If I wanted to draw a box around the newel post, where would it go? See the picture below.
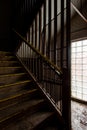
[62,68,71,130]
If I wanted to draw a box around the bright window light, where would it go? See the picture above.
[71,39,87,101]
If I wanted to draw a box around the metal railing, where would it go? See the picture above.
[13,29,63,113]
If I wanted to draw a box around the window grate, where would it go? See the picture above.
[71,39,87,101]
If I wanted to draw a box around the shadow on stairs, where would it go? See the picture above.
[0,51,65,130]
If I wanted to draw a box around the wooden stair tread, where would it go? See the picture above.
[0,79,33,102]
[5,111,54,130]
[0,66,23,75]
[42,126,59,130]
[0,66,22,69]
[0,99,44,122]
[0,86,36,100]
[0,73,29,85]
[26,111,54,127]
[0,51,12,55]
[0,72,27,78]
[0,60,18,62]
[0,61,20,67]
[0,56,16,60]
[0,52,63,129]
[0,80,31,88]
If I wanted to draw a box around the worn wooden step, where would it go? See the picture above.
[0,66,23,75]
[39,118,62,130]
[0,80,33,99]
[25,111,54,129]
[0,56,16,61]
[0,73,29,85]
[0,88,38,108]
[0,99,45,124]
[0,61,20,67]
[0,51,12,56]
[3,110,55,130]
[41,126,59,130]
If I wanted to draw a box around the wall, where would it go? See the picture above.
[0,0,12,51]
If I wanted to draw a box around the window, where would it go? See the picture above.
[71,39,87,101]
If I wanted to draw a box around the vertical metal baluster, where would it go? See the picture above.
[25,44,27,67]
[24,42,26,65]
[20,44,22,58]
[33,50,34,75]
[32,24,34,74]
[36,53,37,79]
[60,0,64,112]
[21,43,23,62]
[22,42,24,63]
[30,26,32,72]
[43,0,46,55]
[28,28,30,42]
[28,28,30,69]
[61,0,64,68]
[35,16,37,49]
[42,62,44,89]
[28,46,30,69]
[32,24,33,45]
[29,47,31,70]
[48,0,51,59]
[54,0,57,64]
[39,8,41,52]
[35,16,37,78]
[23,42,25,64]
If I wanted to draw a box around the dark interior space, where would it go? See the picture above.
[0,0,87,130]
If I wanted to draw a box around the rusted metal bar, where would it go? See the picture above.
[35,16,37,48]
[42,0,46,55]
[54,0,57,64]
[39,8,41,51]
[61,0,64,68]
[48,0,51,59]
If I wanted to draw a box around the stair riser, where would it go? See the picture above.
[0,101,46,129]
[0,52,12,56]
[0,82,32,100]
[0,62,20,67]
[0,74,28,85]
[33,114,55,130]
[0,68,24,75]
[0,89,38,108]
[0,57,16,61]
[0,52,62,130]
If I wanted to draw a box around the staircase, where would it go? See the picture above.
[0,51,64,130]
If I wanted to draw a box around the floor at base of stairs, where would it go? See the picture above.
[71,100,87,130]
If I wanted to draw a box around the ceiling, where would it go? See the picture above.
[0,0,87,51]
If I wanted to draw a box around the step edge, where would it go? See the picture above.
[0,89,37,103]
[0,73,27,78]
[0,80,32,89]
[0,99,45,123]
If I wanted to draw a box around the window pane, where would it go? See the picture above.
[71,39,87,101]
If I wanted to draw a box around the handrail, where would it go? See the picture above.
[13,28,63,76]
